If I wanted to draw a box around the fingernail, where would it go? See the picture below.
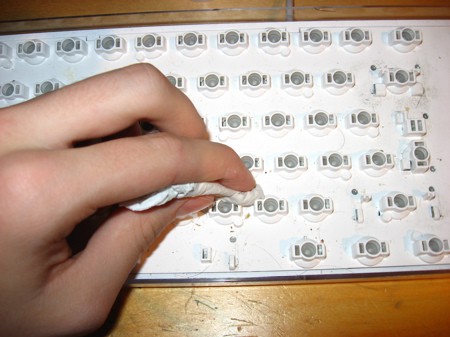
[176,196,214,219]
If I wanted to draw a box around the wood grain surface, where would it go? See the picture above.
[91,273,450,336]
[0,0,449,34]
[1,1,450,336]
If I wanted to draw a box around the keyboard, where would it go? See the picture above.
[1,20,449,284]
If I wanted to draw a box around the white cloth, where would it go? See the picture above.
[123,183,265,212]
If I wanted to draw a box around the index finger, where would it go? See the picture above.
[1,64,207,152]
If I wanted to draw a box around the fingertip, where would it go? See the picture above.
[215,144,257,192]
[130,64,209,140]
[220,168,256,193]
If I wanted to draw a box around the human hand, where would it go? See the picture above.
[0,64,255,337]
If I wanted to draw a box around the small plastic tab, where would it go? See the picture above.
[388,27,422,53]
[422,187,436,202]
[400,140,431,173]
[17,39,49,65]
[95,35,127,61]
[34,79,63,96]
[275,153,308,179]
[395,111,427,136]
[259,28,290,56]
[413,234,450,263]
[56,37,88,63]
[318,152,352,180]
[379,192,416,222]
[0,42,13,69]
[340,27,372,53]
[209,200,243,226]
[254,197,288,224]
[352,206,364,223]
[229,254,239,270]
[0,81,28,101]
[352,237,390,266]
[299,195,334,222]
[200,247,213,263]
[351,189,372,224]
[429,204,442,221]
[422,188,441,222]
[217,30,248,56]
[299,28,332,54]
[305,110,337,136]
[346,109,379,137]
[371,83,387,97]
[290,239,326,268]
[360,150,395,177]
[176,32,207,57]
[281,70,314,97]
[240,71,271,97]
[198,72,228,98]
[323,70,355,95]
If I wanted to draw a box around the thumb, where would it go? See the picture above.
[49,196,214,329]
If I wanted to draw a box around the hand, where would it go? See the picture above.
[0,64,255,337]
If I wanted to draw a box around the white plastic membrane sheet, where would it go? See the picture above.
[1,20,449,284]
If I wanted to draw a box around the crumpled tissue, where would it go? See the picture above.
[123,182,265,212]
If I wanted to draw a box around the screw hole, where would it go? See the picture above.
[1,83,14,97]
[309,29,324,43]
[225,31,239,45]
[350,29,365,42]
[401,28,415,42]
[183,33,198,46]
[61,39,75,52]
[23,41,36,54]
[309,197,325,211]
[142,34,156,48]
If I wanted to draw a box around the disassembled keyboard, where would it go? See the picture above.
[1,20,449,283]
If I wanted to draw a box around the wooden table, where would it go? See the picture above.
[1,0,450,33]
[93,274,450,336]
[2,1,450,336]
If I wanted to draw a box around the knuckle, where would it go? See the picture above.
[149,133,187,161]
[125,63,168,93]
[129,133,188,186]
[160,133,186,155]
[153,134,187,182]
